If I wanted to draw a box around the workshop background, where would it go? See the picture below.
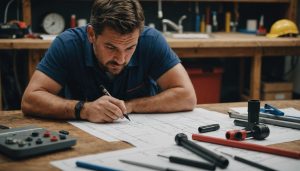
[0,0,299,110]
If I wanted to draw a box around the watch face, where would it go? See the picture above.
[42,13,65,35]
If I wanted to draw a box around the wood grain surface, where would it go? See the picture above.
[0,100,299,170]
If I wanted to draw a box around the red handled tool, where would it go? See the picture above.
[192,134,300,159]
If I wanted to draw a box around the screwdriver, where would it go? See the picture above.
[157,154,216,170]
[119,159,178,171]
[220,151,277,171]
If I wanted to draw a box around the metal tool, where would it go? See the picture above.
[220,151,277,171]
[198,124,220,133]
[248,99,260,129]
[175,133,229,168]
[157,154,216,170]
[226,124,270,141]
[119,159,179,171]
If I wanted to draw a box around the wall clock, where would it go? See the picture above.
[42,13,65,35]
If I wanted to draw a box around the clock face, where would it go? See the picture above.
[42,13,65,35]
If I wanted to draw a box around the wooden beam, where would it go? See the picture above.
[285,0,298,21]
[173,47,256,58]
[0,69,2,110]
[28,50,44,78]
[22,0,31,26]
[140,0,291,2]
[250,48,262,99]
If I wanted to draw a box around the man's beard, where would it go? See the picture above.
[102,60,127,75]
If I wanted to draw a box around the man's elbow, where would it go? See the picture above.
[21,95,33,115]
[182,90,197,111]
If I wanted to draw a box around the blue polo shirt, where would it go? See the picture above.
[37,26,180,101]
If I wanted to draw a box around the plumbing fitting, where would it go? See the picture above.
[162,15,187,33]
[225,124,270,141]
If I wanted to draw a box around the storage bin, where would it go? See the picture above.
[186,67,223,104]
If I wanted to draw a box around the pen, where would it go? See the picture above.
[157,154,216,170]
[192,134,300,159]
[119,159,179,171]
[100,85,130,121]
[198,124,220,133]
[220,151,277,171]
[76,161,121,171]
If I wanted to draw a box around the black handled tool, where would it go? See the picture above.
[220,151,277,171]
[175,133,229,169]
[158,154,216,170]
[198,124,220,133]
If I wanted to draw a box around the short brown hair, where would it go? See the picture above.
[90,0,145,35]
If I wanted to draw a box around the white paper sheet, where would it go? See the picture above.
[51,142,300,171]
[69,108,300,147]
[52,108,300,171]
[69,108,234,147]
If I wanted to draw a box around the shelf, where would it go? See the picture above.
[140,0,291,3]
[21,0,297,31]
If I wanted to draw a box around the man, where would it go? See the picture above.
[21,0,196,123]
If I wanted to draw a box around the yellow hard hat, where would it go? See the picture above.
[266,19,299,38]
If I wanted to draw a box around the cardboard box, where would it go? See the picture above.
[262,82,293,93]
[261,82,293,100]
[262,92,292,100]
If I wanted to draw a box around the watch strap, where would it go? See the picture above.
[75,101,85,120]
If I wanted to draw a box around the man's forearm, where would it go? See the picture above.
[21,90,77,119]
[126,87,196,113]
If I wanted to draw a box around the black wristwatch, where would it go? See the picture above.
[74,101,85,120]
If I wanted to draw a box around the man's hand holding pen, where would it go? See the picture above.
[80,95,128,123]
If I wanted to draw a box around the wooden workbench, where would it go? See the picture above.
[167,33,300,100]
[0,100,299,171]
[0,33,300,102]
